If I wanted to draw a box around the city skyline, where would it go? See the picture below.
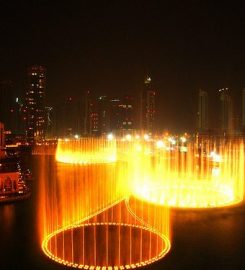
[2,66,245,138]
[1,1,245,132]
[1,2,245,269]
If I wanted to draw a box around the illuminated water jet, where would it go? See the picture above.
[130,138,244,208]
[56,138,117,164]
[42,202,170,270]
[39,136,244,270]
[39,154,170,269]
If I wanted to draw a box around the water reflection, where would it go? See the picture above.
[0,204,15,234]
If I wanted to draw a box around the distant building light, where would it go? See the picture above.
[156,140,164,149]
[107,133,114,141]
[180,146,188,152]
[180,136,187,143]
[144,134,150,141]
[125,134,132,141]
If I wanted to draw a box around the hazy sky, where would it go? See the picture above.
[1,1,245,132]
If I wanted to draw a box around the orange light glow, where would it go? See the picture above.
[56,138,117,164]
[39,150,170,269]
[39,136,244,269]
[130,138,244,208]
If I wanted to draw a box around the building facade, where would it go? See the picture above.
[97,96,110,135]
[24,65,46,142]
[219,88,233,135]
[0,80,24,134]
[0,122,5,158]
[119,95,134,131]
[110,95,134,133]
[140,76,156,132]
[197,89,208,133]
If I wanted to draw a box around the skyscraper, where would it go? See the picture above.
[24,65,46,142]
[83,90,91,135]
[119,95,134,131]
[110,97,121,132]
[140,75,156,132]
[197,89,208,133]
[97,96,110,135]
[0,122,5,157]
[219,88,233,135]
[0,80,23,133]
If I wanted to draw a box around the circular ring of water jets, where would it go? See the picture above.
[42,222,171,269]
[132,180,243,208]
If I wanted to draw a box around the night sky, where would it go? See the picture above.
[1,1,245,132]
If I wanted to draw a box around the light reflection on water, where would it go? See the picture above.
[1,204,15,234]
[0,156,245,269]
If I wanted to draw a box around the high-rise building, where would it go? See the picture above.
[82,91,100,136]
[24,65,46,142]
[110,98,121,132]
[0,80,13,126]
[0,122,4,158]
[119,95,134,131]
[197,89,208,133]
[140,75,156,132]
[0,80,23,133]
[83,90,91,135]
[219,88,233,134]
[52,96,83,137]
[97,96,110,135]
[44,106,53,138]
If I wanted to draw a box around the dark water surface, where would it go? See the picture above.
[0,156,245,270]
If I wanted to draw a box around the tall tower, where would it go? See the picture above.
[24,65,46,142]
[98,96,110,135]
[83,90,91,136]
[197,89,208,133]
[219,88,233,135]
[120,95,134,131]
[0,122,5,158]
[110,97,121,132]
[140,75,156,132]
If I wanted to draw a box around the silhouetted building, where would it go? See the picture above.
[119,95,134,131]
[219,88,233,135]
[24,65,46,142]
[0,80,13,128]
[45,106,53,138]
[83,90,92,136]
[82,92,135,136]
[110,95,134,133]
[197,89,208,133]
[81,91,100,136]
[98,96,110,135]
[52,97,82,137]
[0,122,5,157]
[140,76,156,132]
[0,81,23,133]
[110,98,121,132]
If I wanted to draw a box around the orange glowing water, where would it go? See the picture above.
[39,136,244,269]
[130,138,244,208]
[39,138,171,269]
[56,138,117,164]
